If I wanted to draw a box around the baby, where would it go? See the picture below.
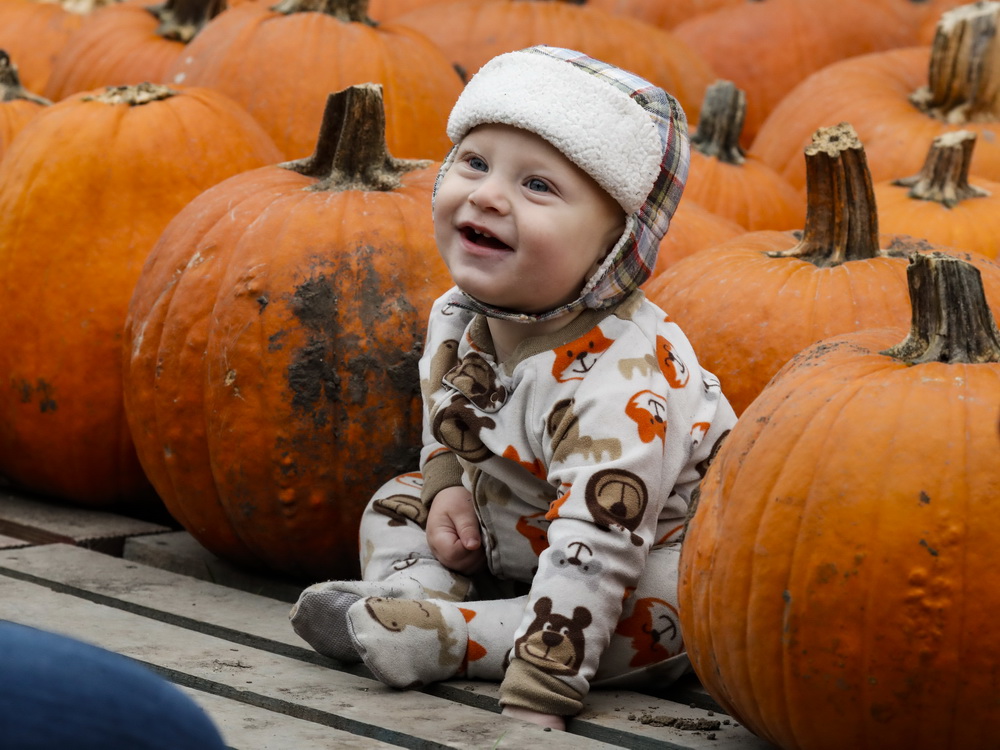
[290,45,737,731]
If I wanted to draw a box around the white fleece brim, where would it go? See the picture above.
[446,51,662,214]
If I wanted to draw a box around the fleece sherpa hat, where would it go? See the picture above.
[434,45,690,323]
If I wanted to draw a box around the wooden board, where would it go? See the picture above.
[0,542,775,749]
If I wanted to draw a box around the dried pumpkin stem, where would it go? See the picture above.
[270,0,372,24]
[146,0,226,43]
[892,129,991,207]
[281,84,430,192]
[0,51,50,106]
[768,122,880,266]
[910,1,1000,123]
[83,82,177,105]
[882,252,1000,364]
[690,80,746,165]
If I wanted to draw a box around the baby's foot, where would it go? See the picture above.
[289,588,362,663]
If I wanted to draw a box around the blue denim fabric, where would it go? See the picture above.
[0,621,227,749]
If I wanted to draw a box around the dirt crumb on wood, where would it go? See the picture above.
[626,713,722,730]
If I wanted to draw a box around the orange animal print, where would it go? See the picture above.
[459,608,487,669]
[625,390,668,443]
[545,488,572,521]
[502,445,546,480]
[515,511,550,556]
[656,335,689,388]
[690,421,710,443]
[615,596,682,668]
[551,328,615,382]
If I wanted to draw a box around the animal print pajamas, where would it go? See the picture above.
[355,287,736,716]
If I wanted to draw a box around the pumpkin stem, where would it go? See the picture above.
[910,1,1000,123]
[269,0,374,25]
[882,252,1000,364]
[41,0,119,14]
[768,122,880,267]
[82,82,178,105]
[690,80,746,165]
[145,0,227,43]
[281,84,430,192]
[0,51,50,106]
[891,129,991,207]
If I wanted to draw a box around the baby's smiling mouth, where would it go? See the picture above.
[461,226,512,251]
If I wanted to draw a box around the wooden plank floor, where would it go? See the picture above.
[0,491,776,749]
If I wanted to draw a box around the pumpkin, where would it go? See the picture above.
[684,79,805,231]
[164,0,463,160]
[672,0,915,145]
[582,0,743,30]
[122,84,452,578]
[752,2,1000,192]
[646,122,1000,415]
[0,0,111,93]
[648,197,745,277]
[392,0,716,123]
[0,82,282,506]
[875,129,1000,260]
[679,251,1000,749]
[43,0,226,100]
[0,51,49,157]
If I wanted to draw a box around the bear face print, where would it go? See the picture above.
[515,596,592,677]
[432,398,496,462]
[585,468,649,546]
[550,540,604,579]
[443,351,507,410]
[372,494,429,528]
[551,328,615,383]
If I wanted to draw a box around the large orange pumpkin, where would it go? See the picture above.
[752,2,1000,191]
[646,122,1000,415]
[393,0,716,123]
[0,51,49,157]
[679,252,1000,749]
[164,0,463,160]
[43,0,225,100]
[583,0,743,30]
[0,83,282,506]
[875,129,1000,261]
[672,0,915,145]
[684,79,805,231]
[123,85,452,578]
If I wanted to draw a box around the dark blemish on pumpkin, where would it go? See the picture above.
[782,590,791,603]
[919,539,939,556]
[268,330,287,352]
[14,379,31,403]
[816,563,837,584]
[257,295,269,313]
[287,275,341,429]
[35,379,57,412]
[919,491,931,504]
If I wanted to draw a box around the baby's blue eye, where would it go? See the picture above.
[468,156,488,172]
[526,178,549,192]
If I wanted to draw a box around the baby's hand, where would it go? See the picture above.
[502,705,566,731]
[426,486,486,575]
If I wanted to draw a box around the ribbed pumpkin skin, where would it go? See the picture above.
[752,47,1000,191]
[0,0,87,93]
[684,151,805,231]
[875,176,1000,261]
[123,159,451,578]
[672,0,915,145]
[678,325,1000,749]
[645,232,1000,415]
[648,198,744,277]
[43,3,185,100]
[0,85,282,505]
[164,2,463,160]
[393,0,716,124]
[0,98,44,156]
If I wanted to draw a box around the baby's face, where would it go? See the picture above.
[433,124,624,315]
